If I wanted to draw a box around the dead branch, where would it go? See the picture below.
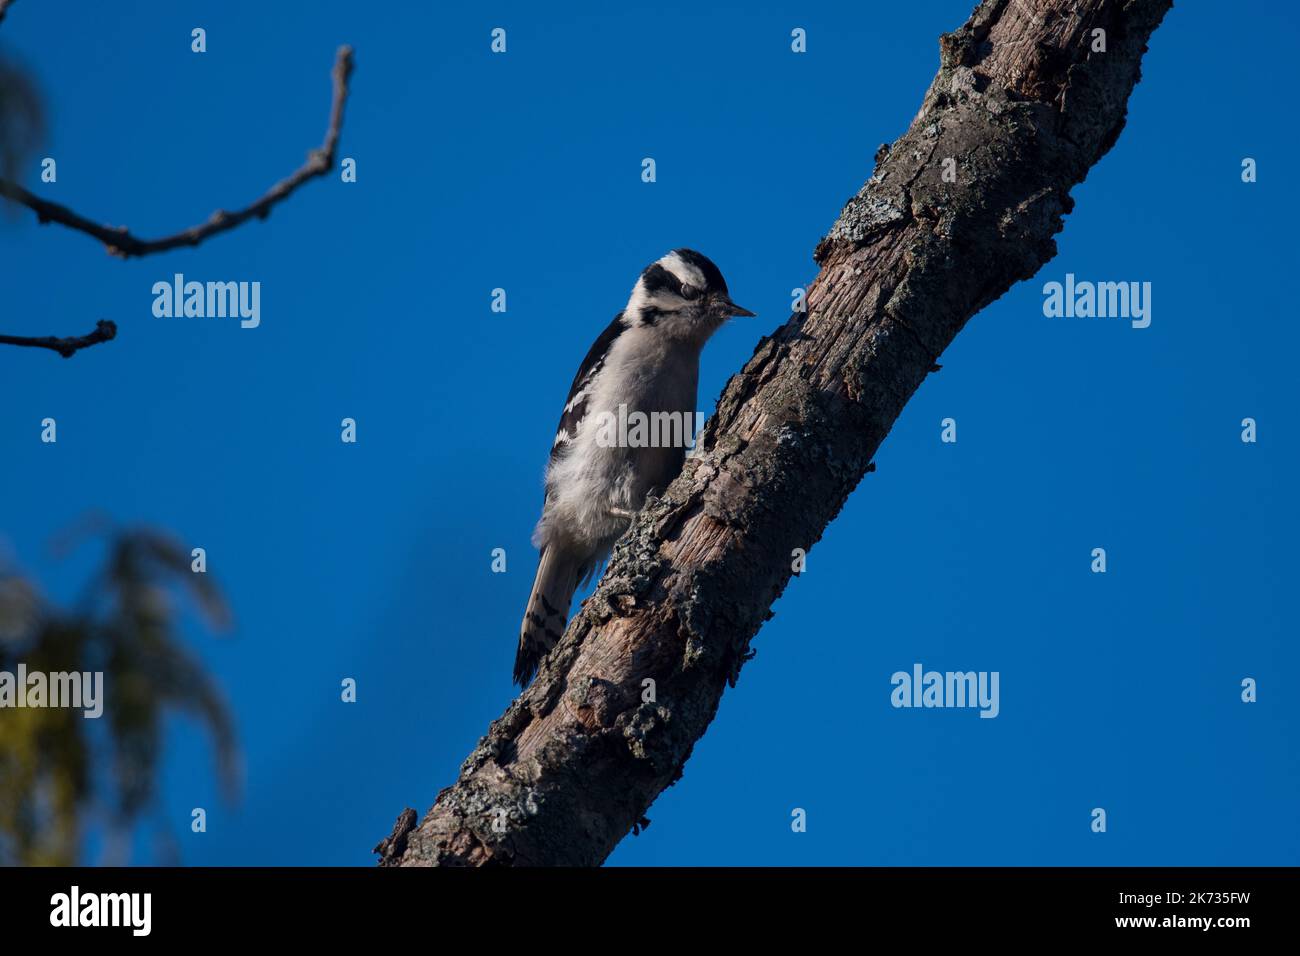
[0,45,353,259]
[0,318,116,357]
[378,0,1172,867]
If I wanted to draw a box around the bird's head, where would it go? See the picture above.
[627,249,754,343]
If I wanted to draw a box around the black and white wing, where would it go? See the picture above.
[547,311,628,469]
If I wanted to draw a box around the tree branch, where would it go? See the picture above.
[378,0,1171,867]
[0,45,353,258]
[0,0,16,28]
[0,318,116,357]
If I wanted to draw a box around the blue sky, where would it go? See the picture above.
[1,0,1295,865]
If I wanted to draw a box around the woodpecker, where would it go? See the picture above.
[515,249,754,686]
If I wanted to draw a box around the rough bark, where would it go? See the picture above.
[378,0,1171,866]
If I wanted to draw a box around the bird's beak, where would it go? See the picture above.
[714,296,756,318]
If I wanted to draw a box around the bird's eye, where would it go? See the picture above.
[680,283,698,300]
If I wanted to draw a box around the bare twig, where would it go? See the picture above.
[0,45,353,258]
[0,44,352,357]
[0,318,116,357]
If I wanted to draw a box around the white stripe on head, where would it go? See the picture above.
[657,251,706,291]
[625,281,655,314]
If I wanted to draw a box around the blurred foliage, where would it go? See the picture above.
[0,48,43,186]
[1,36,236,862]
[0,525,238,865]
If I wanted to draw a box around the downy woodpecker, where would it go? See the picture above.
[515,249,754,686]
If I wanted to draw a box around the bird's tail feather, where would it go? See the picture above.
[516,547,580,686]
